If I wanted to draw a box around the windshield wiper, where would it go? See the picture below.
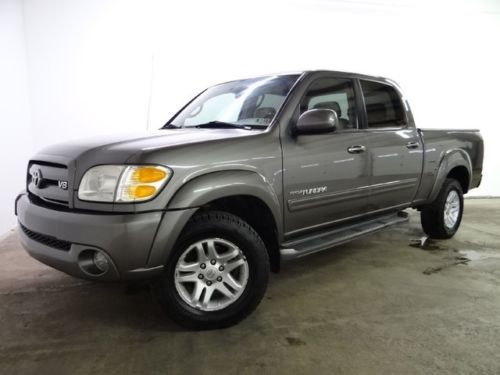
[194,121,260,130]
[163,124,180,129]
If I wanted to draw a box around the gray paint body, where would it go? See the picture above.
[15,70,483,280]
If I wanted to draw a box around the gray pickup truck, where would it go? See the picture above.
[15,70,483,329]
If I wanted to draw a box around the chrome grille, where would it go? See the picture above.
[27,161,70,207]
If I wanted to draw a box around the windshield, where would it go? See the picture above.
[166,74,300,129]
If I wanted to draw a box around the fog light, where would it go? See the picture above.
[93,252,109,273]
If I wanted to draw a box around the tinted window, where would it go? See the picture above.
[361,80,405,128]
[301,78,357,130]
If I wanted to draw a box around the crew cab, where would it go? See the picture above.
[15,70,483,329]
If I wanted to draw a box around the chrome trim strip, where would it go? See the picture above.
[369,178,418,195]
[288,185,369,211]
[287,178,417,212]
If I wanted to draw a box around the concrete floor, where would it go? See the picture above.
[1,199,500,374]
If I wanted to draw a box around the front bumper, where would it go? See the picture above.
[15,193,196,281]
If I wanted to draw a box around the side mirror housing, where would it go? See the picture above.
[295,109,338,135]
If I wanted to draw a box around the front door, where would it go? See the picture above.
[282,76,370,236]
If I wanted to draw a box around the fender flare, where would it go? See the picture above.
[146,170,283,268]
[427,148,472,202]
[167,170,282,235]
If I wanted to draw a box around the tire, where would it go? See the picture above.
[420,178,464,239]
[155,210,270,330]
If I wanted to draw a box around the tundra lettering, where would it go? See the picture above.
[290,186,328,196]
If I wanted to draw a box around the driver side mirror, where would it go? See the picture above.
[295,109,338,135]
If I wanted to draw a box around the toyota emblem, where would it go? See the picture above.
[31,169,43,188]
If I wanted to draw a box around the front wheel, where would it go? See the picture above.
[420,178,464,239]
[156,211,270,330]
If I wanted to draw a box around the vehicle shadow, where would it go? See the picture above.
[1,221,421,337]
[1,244,360,336]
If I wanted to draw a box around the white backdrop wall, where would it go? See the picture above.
[1,0,499,235]
[0,0,33,237]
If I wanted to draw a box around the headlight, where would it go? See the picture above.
[78,165,171,203]
[78,165,124,202]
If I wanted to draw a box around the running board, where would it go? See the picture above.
[280,211,409,261]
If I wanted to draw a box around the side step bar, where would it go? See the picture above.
[280,211,409,261]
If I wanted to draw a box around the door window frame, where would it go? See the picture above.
[293,75,363,133]
[355,78,409,131]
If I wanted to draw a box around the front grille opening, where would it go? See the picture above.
[29,160,67,169]
[20,223,71,251]
[27,192,70,210]
[43,197,69,206]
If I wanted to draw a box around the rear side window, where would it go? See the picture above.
[360,80,406,128]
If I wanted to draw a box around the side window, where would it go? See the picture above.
[360,80,406,128]
[301,78,358,130]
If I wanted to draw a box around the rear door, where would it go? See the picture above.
[359,79,423,212]
[282,76,370,235]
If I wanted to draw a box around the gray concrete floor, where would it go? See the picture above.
[1,199,500,375]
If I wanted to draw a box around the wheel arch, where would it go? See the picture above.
[148,170,283,272]
[447,165,470,193]
[167,170,282,233]
[428,148,472,202]
[196,195,281,273]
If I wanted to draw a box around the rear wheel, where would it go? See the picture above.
[156,211,269,330]
[420,178,464,239]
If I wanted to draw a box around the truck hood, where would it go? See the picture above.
[28,127,274,212]
[35,128,258,163]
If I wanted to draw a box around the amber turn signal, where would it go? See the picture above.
[128,185,157,198]
[132,167,167,183]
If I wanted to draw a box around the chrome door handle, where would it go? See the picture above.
[347,145,366,154]
[406,141,420,149]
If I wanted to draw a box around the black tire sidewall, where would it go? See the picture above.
[421,178,464,239]
[157,211,269,329]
